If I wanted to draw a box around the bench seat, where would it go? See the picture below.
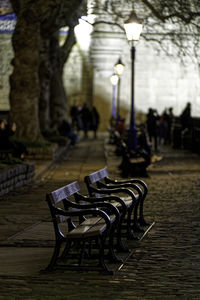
[65,215,115,238]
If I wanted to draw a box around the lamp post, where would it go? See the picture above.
[124,11,143,151]
[110,73,119,118]
[114,58,125,121]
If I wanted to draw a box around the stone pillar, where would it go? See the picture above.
[88,1,128,130]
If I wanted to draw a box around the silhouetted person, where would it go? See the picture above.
[146,108,159,151]
[167,107,174,144]
[80,103,91,138]
[180,102,191,131]
[90,106,100,138]
[70,104,78,130]
[58,119,77,146]
[0,119,27,159]
[159,109,169,145]
[115,118,126,136]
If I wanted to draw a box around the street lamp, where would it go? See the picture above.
[124,11,143,151]
[114,58,125,120]
[110,73,119,118]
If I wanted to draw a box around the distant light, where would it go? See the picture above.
[124,11,143,41]
[114,58,125,76]
[110,73,119,86]
[74,17,93,50]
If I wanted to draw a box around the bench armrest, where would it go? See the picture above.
[105,176,148,195]
[63,197,120,224]
[97,181,143,200]
[88,185,137,203]
[54,206,111,230]
[75,192,127,215]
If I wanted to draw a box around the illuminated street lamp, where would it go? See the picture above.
[114,58,125,120]
[124,11,143,151]
[110,73,119,118]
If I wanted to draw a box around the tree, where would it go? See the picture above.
[140,0,200,60]
[8,0,200,140]
[89,0,200,61]
[9,0,85,141]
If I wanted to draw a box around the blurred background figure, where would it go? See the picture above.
[90,106,100,139]
[180,102,192,131]
[80,103,91,138]
[146,108,159,152]
[58,119,77,146]
[0,119,27,160]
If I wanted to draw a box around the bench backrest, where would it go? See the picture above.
[50,181,80,204]
[85,167,109,184]
[46,181,81,233]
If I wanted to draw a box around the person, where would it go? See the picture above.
[79,103,91,138]
[90,106,100,138]
[108,116,117,144]
[146,108,159,152]
[58,119,77,146]
[137,125,151,167]
[180,102,192,131]
[115,118,126,136]
[158,109,169,145]
[0,119,27,160]
[167,107,174,144]
[70,104,78,131]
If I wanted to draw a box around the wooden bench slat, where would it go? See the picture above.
[66,223,107,238]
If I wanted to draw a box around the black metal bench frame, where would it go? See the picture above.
[100,167,149,227]
[46,181,120,274]
[84,168,146,241]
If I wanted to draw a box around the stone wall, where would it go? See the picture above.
[63,16,200,131]
[0,163,35,197]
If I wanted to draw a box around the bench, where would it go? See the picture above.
[118,139,150,177]
[84,168,146,242]
[100,167,149,227]
[113,131,151,177]
[46,181,120,274]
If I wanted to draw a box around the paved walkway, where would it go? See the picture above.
[0,132,200,299]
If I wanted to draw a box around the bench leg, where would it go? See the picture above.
[46,239,62,271]
[116,211,130,252]
[132,199,145,233]
[60,240,72,261]
[138,191,149,226]
[107,227,122,263]
[79,241,87,265]
[127,205,140,240]
[98,236,113,275]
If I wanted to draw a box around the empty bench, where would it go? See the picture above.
[84,168,149,242]
[84,167,150,239]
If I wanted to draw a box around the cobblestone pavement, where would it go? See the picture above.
[0,132,200,300]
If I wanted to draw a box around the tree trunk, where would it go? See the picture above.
[9,17,42,140]
[9,0,85,139]
[49,28,77,128]
[49,33,67,128]
[39,38,52,132]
